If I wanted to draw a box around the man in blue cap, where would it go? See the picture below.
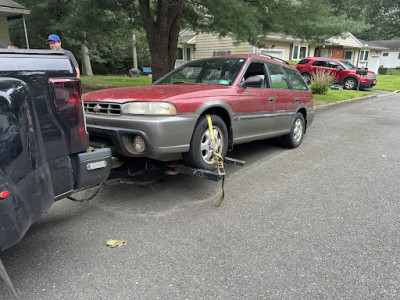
[47,34,80,78]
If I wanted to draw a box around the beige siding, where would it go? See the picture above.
[0,17,11,45]
[258,41,292,60]
[328,33,362,48]
[193,33,252,60]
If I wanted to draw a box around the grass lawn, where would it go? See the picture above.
[313,89,374,105]
[81,75,152,93]
[375,75,400,91]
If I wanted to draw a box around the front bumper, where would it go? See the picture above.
[360,80,377,89]
[85,114,199,157]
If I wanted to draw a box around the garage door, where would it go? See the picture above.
[260,49,284,59]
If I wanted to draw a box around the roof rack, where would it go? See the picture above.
[252,52,290,65]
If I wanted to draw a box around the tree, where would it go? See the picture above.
[138,0,360,81]
[328,0,400,40]
[9,0,137,75]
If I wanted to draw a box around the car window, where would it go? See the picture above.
[311,60,326,67]
[155,57,245,86]
[326,61,340,69]
[241,62,268,88]
[339,60,356,70]
[284,68,308,90]
[265,63,290,89]
[297,59,310,65]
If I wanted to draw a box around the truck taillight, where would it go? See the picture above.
[49,78,89,154]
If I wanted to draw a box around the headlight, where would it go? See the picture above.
[121,102,177,115]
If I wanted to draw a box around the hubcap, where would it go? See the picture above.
[293,119,303,143]
[345,79,355,89]
[200,126,223,164]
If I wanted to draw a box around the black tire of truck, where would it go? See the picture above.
[183,114,228,171]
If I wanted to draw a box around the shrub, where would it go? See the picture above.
[309,81,329,94]
[289,60,298,67]
[309,69,335,94]
[378,66,388,75]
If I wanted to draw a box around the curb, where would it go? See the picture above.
[314,90,400,112]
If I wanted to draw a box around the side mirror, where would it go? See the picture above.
[241,75,264,89]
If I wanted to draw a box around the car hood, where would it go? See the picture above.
[83,84,232,103]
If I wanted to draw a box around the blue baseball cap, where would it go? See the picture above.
[47,34,60,42]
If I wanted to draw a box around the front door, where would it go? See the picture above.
[369,56,380,73]
[234,61,276,141]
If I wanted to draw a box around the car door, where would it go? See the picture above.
[265,62,295,133]
[0,79,54,250]
[310,60,327,77]
[233,61,276,142]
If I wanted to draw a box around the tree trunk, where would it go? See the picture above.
[139,0,183,82]
[81,43,93,76]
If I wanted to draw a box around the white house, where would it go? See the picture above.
[364,40,400,68]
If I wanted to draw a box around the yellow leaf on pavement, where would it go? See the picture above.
[105,239,127,248]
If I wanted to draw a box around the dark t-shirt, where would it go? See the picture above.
[63,49,79,68]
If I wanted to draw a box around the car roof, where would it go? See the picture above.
[304,57,346,62]
[209,54,293,68]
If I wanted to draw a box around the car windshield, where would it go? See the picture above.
[154,57,246,86]
[339,60,356,70]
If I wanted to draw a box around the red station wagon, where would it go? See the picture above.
[296,57,377,90]
[83,54,314,170]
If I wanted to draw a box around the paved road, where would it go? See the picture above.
[1,93,400,299]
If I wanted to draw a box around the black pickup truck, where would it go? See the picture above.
[0,49,111,251]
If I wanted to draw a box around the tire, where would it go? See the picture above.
[183,114,228,170]
[343,77,357,90]
[282,113,305,148]
[301,73,311,85]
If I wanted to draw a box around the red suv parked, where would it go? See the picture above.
[296,57,377,90]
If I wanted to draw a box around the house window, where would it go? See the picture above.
[177,48,183,60]
[344,51,353,60]
[214,51,227,56]
[382,52,389,57]
[292,45,308,60]
[186,48,192,61]
[359,50,369,61]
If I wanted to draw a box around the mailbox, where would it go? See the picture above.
[356,68,368,75]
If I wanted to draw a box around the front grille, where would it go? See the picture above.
[366,74,377,80]
[84,102,121,115]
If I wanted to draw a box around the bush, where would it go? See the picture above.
[309,81,329,94]
[309,69,335,94]
[378,66,388,75]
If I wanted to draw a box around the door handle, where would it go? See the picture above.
[269,97,275,103]
[294,98,299,102]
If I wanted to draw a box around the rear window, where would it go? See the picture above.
[297,59,310,65]
[312,60,326,67]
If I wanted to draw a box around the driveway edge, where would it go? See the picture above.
[315,90,400,111]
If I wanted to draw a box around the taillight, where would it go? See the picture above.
[49,78,89,154]
[0,191,9,199]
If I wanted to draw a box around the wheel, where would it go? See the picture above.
[301,73,311,85]
[282,113,305,148]
[343,77,357,90]
[183,114,228,170]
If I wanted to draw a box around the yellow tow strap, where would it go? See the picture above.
[205,114,225,207]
